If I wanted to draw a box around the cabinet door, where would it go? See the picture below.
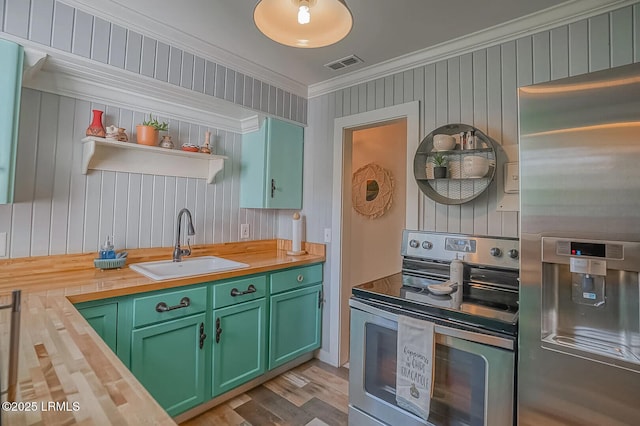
[269,284,322,370]
[265,118,303,209]
[240,117,303,209]
[77,303,117,353]
[0,40,23,204]
[131,313,206,416]
[212,299,266,397]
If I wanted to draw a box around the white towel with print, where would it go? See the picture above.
[396,314,435,421]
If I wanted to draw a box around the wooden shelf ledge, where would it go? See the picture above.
[82,137,227,183]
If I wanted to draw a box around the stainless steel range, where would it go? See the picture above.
[349,230,519,426]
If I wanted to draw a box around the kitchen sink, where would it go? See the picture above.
[130,256,250,281]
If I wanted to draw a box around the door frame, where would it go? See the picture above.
[322,101,420,367]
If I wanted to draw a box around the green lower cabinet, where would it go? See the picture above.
[212,299,266,397]
[131,313,207,416]
[77,303,118,353]
[268,284,322,370]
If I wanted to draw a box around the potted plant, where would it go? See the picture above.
[136,114,169,146]
[431,152,448,178]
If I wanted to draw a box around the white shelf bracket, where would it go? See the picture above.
[81,137,227,184]
[207,158,225,184]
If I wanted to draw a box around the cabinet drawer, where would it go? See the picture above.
[132,286,207,328]
[269,263,323,295]
[212,275,267,309]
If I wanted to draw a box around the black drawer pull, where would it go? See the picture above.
[155,297,191,312]
[199,322,207,349]
[215,317,222,343]
[230,284,257,297]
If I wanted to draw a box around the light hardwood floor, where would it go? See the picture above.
[181,360,349,426]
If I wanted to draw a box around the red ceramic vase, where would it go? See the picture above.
[86,109,106,137]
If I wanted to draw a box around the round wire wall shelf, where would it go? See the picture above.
[414,123,498,205]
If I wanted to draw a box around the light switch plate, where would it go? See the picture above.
[497,144,519,212]
[504,162,519,194]
[240,224,249,239]
[324,228,331,243]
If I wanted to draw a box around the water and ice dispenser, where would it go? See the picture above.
[541,237,640,371]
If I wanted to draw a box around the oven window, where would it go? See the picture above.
[363,323,486,426]
[364,323,398,405]
[430,345,486,426]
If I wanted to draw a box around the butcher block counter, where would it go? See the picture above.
[0,239,325,425]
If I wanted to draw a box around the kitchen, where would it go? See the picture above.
[1,0,639,425]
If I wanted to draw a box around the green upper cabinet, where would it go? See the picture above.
[240,117,304,209]
[0,39,23,204]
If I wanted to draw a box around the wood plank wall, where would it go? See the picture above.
[0,0,312,259]
[0,0,307,125]
[0,91,278,258]
[294,4,639,243]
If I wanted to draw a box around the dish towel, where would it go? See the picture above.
[396,315,435,421]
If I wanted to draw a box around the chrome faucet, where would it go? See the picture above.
[173,208,196,262]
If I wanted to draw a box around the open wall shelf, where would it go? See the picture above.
[414,124,498,204]
[81,137,227,183]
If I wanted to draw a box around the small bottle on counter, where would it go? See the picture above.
[99,236,116,259]
[459,132,466,150]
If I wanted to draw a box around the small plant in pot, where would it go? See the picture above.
[431,152,448,178]
[136,114,169,146]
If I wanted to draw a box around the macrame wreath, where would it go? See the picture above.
[352,163,394,219]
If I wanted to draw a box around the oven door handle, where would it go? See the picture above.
[350,298,514,351]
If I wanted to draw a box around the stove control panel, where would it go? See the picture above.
[402,230,519,270]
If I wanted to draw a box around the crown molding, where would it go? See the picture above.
[2,35,262,134]
[308,0,637,98]
[58,0,308,98]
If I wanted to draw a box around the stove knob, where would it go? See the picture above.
[409,239,420,249]
[421,241,433,250]
[508,249,519,259]
[490,247,502,257]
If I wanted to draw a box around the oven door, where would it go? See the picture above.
[349,299,515,426]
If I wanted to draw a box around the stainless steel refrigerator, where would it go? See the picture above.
[518,62,640,425]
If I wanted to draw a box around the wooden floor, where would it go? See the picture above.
[181,360,350,426]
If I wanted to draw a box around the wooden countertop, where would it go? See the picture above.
[0,239,325,425]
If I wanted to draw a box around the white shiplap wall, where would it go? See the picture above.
[0,0,307,124]
[292,4,640,360]
[0,90,277,258]
[297,5,639,242]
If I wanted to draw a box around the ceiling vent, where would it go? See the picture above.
[325,55,363,71]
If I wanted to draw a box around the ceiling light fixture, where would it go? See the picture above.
[254,0,353,48]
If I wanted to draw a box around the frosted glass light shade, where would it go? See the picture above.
[254,0,353,48]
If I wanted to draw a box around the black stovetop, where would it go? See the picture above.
[352,272,518,336]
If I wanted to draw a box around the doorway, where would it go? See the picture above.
[326,101,419,367]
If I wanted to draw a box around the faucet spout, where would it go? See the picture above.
[173,208,195,262]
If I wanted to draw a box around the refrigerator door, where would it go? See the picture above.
[519,62,640,425]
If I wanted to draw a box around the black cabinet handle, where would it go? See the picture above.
[199,322,207,349]
[156,297,190,312]
[230,284,257,297]
[271,178,276,198]
[215,317,222,343]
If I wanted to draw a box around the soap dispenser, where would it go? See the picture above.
[100,236,116,259]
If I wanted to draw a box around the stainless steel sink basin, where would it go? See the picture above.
[130,256,249,281]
